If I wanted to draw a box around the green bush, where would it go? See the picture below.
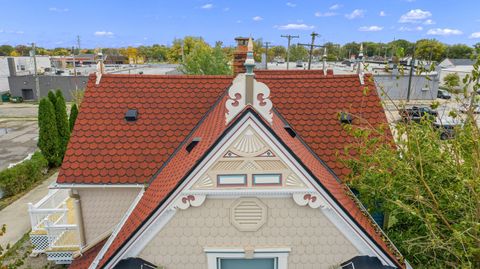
[69,103,79,132]
[55,90,70,160]
[0,152,48,197]
[38,98,61,166]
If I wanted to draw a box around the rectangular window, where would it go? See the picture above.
[253,174,282,185]
[217,174,247,186]
[219,258,276,269]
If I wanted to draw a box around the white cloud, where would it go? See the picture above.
[423,19,435,25]
[345,9,365,20]
[94,31,114,37]
[314,11,336,17]
[201,3,213,9]
[277,23,314,30]
[379,11,386,17]
[329,4,342,10]
[469,32,480,39]
[252,16,263,21]
[399,9,432,23]
[398,26,423,31]
[49,7,69,12]
[286,2,296,7]
[359,25,383,32]
[223,7,230,11]
[236,20,242,23]
[427,28,463,36]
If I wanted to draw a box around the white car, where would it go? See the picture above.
[459,104,480,114]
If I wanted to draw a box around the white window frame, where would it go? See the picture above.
[205,248,290,269]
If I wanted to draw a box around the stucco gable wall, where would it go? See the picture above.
[77,188,141,246]
[138,198,359,269]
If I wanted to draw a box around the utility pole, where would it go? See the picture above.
[306,32,319,69]
[281,34,299,70]
[31,43,40,101]
[298,32,323,70]
[406,44,416,102]
[77,35,81,53]
[263,41,271,69]
[72,46,78,91]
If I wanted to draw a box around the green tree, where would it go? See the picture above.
[14,45,30,56]
[271,46,286,58]
[69,103,79,132]
[180,43,231,75]
[51,47,70,56]
[415,39,446,62]
[475,43,480,55]
[54,90,70,160]
[0,45,14,56]
[38,98,60,166]
[443,73,460,89]
[447,44,474,59]
[342,42,360,58]
[288,44,308,62]
[388,39,414,56]
[48,91,57,108]
[342,58,480,268]
[167,36,208,63]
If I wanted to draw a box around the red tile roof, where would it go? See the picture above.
[58,74,232,184]
[59,72,386,184]
[69,239,107,269]
[60,71,400,267]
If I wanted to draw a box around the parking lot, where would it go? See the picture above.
[0,103,39,170]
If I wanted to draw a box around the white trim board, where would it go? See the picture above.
[205,248,290,269]
[96,111,400,268]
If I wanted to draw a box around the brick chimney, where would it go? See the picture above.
[233,37,250,75]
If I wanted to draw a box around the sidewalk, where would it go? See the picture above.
[0,172,58,249]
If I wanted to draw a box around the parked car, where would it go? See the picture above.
[296,60,303,67]
[437,89,451,99]
[433,118,461,140]
[459,104,480,114]
[399,106,438,123]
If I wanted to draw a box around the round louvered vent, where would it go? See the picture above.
[230,198,267,232]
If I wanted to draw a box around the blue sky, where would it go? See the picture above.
[0,0,479,48]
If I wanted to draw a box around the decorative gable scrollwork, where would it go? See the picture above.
[225,74,273,125]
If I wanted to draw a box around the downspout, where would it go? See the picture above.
[71,190,86,248]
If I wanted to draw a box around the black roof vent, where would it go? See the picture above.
[186,137,201,153]
[125,109,138,122]
[284,125,296,138]
[339,112,353,124]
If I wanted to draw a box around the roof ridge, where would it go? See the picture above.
[100,74,234,79]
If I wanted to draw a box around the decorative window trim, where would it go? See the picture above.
[217,174,247,187]
[205,248,290,269]
[252,174,282,186]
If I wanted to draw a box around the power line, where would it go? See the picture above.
[298,32,323,70]
[281,34,299,70]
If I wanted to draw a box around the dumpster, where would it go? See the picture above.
[1,93,10,102]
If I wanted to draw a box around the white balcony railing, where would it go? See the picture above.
[28,188,80,261]
[28,189,70,234]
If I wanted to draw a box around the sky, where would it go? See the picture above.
[0,0,479,48]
